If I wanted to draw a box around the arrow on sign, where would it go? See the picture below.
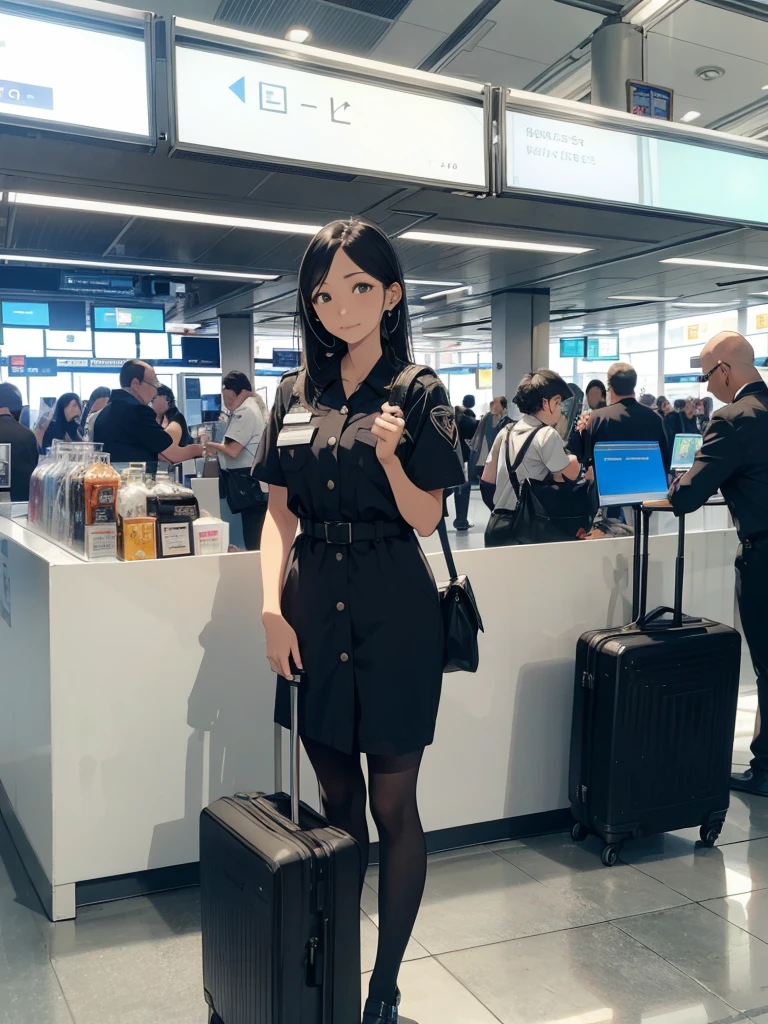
[331,98,351,124]
[229,77,246,103]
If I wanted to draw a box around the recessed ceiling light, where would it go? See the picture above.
[401,230,593,255]
[680,110,702,123]
[405,279,464,287]
[0,252,279,281]
[696,65,725,82]
[671,302,729,308]
[285,27,310,43]
[7,191,322,236]
[662,256,768,272]
[421,285,473,300]
[607,294,679,301]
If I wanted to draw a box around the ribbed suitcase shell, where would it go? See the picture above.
[569,620,741,846]
[200,792,360,1024]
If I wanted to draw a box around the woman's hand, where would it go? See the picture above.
[372,403,405,465]
[262,611,303,679]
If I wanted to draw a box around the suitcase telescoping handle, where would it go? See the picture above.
[273,666,304,827]
[633,501,686,630]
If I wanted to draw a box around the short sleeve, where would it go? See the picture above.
[225,402,264,453]
[487,429,505,466]
[133,406,173,456]
[401,372,465,491]
[252,374,293,486]
[537,427,571,475]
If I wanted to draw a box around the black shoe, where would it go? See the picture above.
[362,996,398,1024]
[730,769,768,796]
[453,522,473,532]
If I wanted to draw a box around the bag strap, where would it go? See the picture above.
[437,518,459,582]
[389,363,432,412]
[505,423,544,500]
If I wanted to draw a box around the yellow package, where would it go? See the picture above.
[121,518,157,561]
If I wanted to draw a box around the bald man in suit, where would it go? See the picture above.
[670,332,768,796]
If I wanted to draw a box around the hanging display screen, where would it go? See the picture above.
[174,42,487,189]
[93,306,166,333]
[0,8,151,141]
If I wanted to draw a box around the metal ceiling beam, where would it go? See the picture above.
[697,0,768,19]
[552,0,622,13]
[417,0,503,72]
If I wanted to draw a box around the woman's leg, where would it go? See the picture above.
[302,736,370,892]
[366,749,426,1006]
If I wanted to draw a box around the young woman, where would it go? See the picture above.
[80,386,111,441]
[253,218,464,1024]
[152,385,191,447]
[37,392,82,451]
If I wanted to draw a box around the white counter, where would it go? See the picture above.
[0,516,743,920]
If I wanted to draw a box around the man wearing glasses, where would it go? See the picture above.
[670,331,768,797]
[94,360,204,472]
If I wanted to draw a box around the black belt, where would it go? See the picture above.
[743,531,768,550]
[300,520,411,545]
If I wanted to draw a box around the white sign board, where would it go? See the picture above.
[0,11,150,139]
[507,111,641,205]
[175,45,487,189]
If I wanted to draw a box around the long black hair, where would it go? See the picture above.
[80,386,111,429]
[296,218,413,405]
[42,392,82,447]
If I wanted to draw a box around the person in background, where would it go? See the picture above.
[469,396,512,482]
[36,392,82,451]
[80,386,111,441]
[585,379,607,411]
[0,382,38,501]
[639,392,656,409]
[94,360,203,471]
[452,394,477,531]
[655,395,672,419]
[205,371,268,551]
[152,385,191,447]
[581,362,670,470]
[696,396,713,433]
[481,370,581,530]
[669,331,768,797]
[667,398,701,446]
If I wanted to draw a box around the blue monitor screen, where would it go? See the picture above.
[2,301,49,327]
[560,337,586,359]
[594,441,669,506]
[93,306,165,332]
[670,433,704,472]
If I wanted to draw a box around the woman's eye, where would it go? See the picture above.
[314,292,331,305]
[353,282,373,294]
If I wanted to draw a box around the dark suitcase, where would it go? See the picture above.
[569,505,741,866]
[200,678,361,1024]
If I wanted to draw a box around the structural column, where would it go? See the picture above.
[218,314,254,380]
[591,20,643,111]
[491,290,551,401]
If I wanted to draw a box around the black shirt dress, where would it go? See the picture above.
[253,354,465,756]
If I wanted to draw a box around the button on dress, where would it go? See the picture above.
[253,354,465,756]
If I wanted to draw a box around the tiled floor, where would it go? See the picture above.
[1,684,765,1024]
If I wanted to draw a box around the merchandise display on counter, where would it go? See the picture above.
[27,442,228,561]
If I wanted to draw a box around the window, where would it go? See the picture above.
[2,327,45,357]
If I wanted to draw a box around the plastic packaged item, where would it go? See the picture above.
[120,518,157,561]
[146,479,199,558]
[84,454,119,527]
[117,463,150,520]
[193,516,229,556]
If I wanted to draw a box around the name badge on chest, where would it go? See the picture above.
[283,410,313,426]
[277,425,317,447]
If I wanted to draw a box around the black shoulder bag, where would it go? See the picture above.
[483,424,543,549]
[390,364,484,674]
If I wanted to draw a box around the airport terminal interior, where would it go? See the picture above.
[6,0,768,1022]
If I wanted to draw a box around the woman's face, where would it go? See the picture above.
[661,400,672,415]
[311,247,402,349]
[64,399,81,422]
[152,394,169,417]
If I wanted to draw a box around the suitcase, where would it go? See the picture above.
[569,505,742,866]
[200,677,361,1024]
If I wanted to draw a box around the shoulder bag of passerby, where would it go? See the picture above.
[484,424,542,549]
[221,465,266,513]
[390,364,484,673]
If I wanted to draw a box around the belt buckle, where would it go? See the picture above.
[324,521,352,545]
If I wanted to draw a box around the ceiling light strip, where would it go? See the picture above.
[401,230,593,255]
[0,252,279,281]
[421,285,473,300]
[607,295,680,301]
[662,257,768,271]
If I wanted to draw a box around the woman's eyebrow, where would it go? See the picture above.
[343,271,365,279]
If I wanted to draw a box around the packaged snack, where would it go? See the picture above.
[121,518,157,561]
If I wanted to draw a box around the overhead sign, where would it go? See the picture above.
[0,9,150,141]
[61,273,137,297]
[174,44,487,189]
[272,348,301,369]
[8,356,57,377]
[627,81,673,121]
[506,108,768,226]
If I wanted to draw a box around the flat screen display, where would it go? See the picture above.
[670,434,704,472]
[594,441,669,507]
[560,337,587,358]
[586,336,619,361]
[628,81,673,121]
[182,337,220,367]
[93,306,165,332]
[201,395,222,422]
[48,301,87,332]
[139,333,171,360]
[2,301,49,327]
[272,348,302,369]
[174,44,487,189]
[93,332,138,360]
[0,10,150,139]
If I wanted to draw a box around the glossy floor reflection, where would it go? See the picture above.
[2,704,768,1023]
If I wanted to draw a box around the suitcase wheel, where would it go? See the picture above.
[700,821,724,847]
[601,844,621,867]
[571,822,589,843]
